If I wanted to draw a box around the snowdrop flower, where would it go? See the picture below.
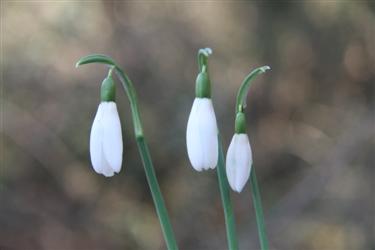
[90,73,123,177]
[186,97,218,171]
[226,112,253,192]
[186,48,218,171]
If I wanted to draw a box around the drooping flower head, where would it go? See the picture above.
[186,48,218,171]
[90,71,123,177]
[226,66,270,192]
[226,112,252,192]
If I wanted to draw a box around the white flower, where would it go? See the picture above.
[226,133,253,192]
[186,98,218,171]
[90,102,123,177]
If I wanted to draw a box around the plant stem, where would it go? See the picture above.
[115,67,179,250]
[250,166,269,250]
[231,65,270,250]
[235,66,270,113]
[217,134,239,250]
[136,137,179,250]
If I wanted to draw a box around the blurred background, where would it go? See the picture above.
[1,1,374,250]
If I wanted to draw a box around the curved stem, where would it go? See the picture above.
[234,65,270,250]
[235,66,270,113]
[115,67,179,250]
[116,67,178,250]
[217,133,239,250]
[76,54,116,67]
[76,55,178,250]
[250,166,269,250]
[197,48,212,72]
[113,67,144,138]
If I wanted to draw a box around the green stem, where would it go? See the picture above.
[136,137,179,250]
[196,48,238,249]
[76,54,178,250]
[250,167,269,250]
[233,66,271,250]
[235,66,270,113]
[113,67,144,138]
[115,67,178,250]
[217,134,239,250]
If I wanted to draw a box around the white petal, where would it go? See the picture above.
[100,152,115,177]
[90,103,105,174]
[226,134,253,192]
[187,98,203,170]
[102,102,123,173]
[198,99,218,169]
[186,98,218,171]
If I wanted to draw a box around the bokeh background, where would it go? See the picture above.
[1,1,374,250]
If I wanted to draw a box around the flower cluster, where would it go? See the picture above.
[186,49,261,193]
[87,50,267,194]
[80,50,270,250]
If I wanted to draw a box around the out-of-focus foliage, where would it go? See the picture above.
[1,1,374,249]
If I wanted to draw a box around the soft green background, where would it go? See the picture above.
[1,1,374,249]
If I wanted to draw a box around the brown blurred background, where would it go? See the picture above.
[1,1,374,250]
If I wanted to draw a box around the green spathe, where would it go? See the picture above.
[195,71,211,98]
[100,74,116,102]
[195,48,212,98]
[234,112,246,134]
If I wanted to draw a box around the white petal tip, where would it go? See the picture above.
[101,170,116,177]
[191,164,216,172]
[235,186,244,193]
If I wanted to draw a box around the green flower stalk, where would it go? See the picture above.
[227,66,270,250]
[76,55,178,250]
[217,134,239,250]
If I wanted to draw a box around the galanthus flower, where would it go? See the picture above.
[90,73,123,177]
[186,49,218,171]
[186,97,218,171]
[226,112,253,192]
